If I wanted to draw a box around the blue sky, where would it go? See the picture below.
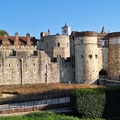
[0,0,120,38]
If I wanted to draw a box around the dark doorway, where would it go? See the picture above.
[99,69,108,76]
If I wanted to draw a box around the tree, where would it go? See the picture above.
[0,30,9,36]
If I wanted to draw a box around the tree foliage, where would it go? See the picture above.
[0,30,9,36]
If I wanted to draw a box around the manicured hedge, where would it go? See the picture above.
[71,86,120,118]
[103,86,120,118]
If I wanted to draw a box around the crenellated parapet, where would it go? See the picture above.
[74,31,97,38]
[109,32,120,38]
[0,45,37,50]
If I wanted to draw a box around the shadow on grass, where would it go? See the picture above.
[0,88,72,104]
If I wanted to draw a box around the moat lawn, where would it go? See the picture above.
[0,83,102,95]
[0,112,104,120]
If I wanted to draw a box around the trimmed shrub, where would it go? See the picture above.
[71,86,120,119]
[103,86,120,118]
[71,88,106,118]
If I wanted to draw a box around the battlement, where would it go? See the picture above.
[109,32,120,38]
[75,31,97,38]
[0,45,37,50]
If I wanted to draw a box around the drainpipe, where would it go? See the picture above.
[21,58,23,86]
[45,65,47,83]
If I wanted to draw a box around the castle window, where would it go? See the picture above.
[81,55,83,58]
[33,63,35,66]
[89,55,92,59]
[57,55,61,57]
[9,63,10,67]
[57,43,60,47]
[0,64,1,67]
[102,40,105,46]
[16,63,18,67]
[102,39,108,47]
[105,40,108,46]
[72,36,74,40]
[46,43,48,47]
[95,54,98,59]
[81,40,83,44]
[26,64,28,67]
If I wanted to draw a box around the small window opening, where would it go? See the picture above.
[95,54,98,59]
[89,55,92,59]
[81,55,83,58]
[57,55,61,57]
[81,40,83,44]
[57,43,60,47]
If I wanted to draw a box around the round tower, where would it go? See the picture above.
[109,32,120,79]
[41,35,70,59]
[75,31,99,83]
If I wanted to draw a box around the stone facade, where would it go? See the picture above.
[1,24,120,85]
[71,30,120,83]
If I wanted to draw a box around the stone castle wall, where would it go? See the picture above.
[60,59,74,83]
[0,47,73,85]
[98,47,109,72]
[109,37,120,78]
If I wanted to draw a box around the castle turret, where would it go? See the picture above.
[109,32,120,79]
[61,23,71,35]
[74,31,99,83]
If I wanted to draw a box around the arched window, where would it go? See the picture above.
[57,43,60,47]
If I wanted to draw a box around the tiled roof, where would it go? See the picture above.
[0,36,37,45]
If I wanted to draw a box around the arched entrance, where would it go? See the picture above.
[99,69,108,79]
[99,69,108,76]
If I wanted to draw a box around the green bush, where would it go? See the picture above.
[103,86,120,118]
[71,86,120,119]
[71,88,106,118]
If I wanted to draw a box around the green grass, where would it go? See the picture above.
[0,112,105,120]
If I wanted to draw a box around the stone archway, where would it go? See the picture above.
[99,69,108,76]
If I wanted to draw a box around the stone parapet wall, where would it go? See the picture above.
[0,45,37,50]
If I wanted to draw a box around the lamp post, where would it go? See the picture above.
[21,58,23,86]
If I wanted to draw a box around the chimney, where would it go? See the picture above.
[14,32,19,46]
[2,34,10,46]
[26,33,31,46]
